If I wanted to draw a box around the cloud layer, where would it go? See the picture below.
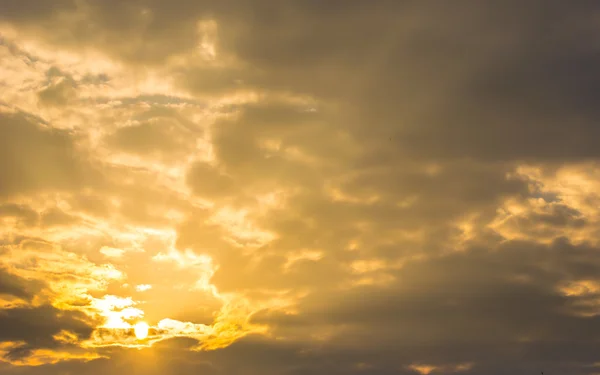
[2,1,600,374]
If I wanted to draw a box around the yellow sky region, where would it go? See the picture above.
[4,3,600,374]
[0,131,292,361]
[2,161,598,363]
[0,217,281,361]
[0,244,274,366]
[407,363,474,375]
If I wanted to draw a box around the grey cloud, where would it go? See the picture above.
[39,207,80,228]
[335,161,528,215]
[187,100,334,200]
[0,0,76,23]
[0,203,39,227]
[69,192,111,218]
[106,122,186,157]
[5,1,600,165]
[209,2,600,163]
[249,238,600,372]
[37,78,77,107]
[102,106,202,167]
[531,204,586,228]
[0,112,99,198]
[502,203,588,241]
[205,103,348,191]
[186,162,235,198]
[0,204,80,229]
[4,332,596,375]
[173,65,248,97]
[209,251,349,294]
[55,162,196,228]
[184,157,530,294]
[0,267,44,300]
[0,305,94,359]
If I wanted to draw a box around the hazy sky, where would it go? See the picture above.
[1,1,600,374]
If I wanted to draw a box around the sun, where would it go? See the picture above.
[134,322,149,340]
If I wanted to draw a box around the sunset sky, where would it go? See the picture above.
[1,1,600,374]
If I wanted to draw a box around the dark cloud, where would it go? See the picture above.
[106,122,183,156]
[37,78,77,107]
[3,331,598,375]
[249,238,600,372]
[0,112,99,198]
[209,1,600,164]
[4,2,600,165]
[0,267,44,300]
[39,207,80,228]
[104,107,200,160]
[186,162,235,199]
[0,204,80,229]
[0,0,76,23]
[0,305,94,358]
[0,203,39,227]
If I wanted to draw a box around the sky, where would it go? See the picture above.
[1,1,600,374]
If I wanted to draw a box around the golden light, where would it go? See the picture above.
[134,322,150,340]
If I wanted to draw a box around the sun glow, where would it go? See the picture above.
[134,322,150,340]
